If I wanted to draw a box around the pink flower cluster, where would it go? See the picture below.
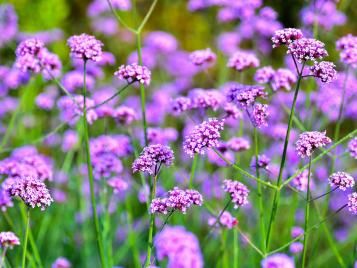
[150,187,203,214]
[114,63,151,86]
[67,33,103,62]
[223,179,249,209]
[328,172,355,191]
[348,192,357,215]
[336,34,357,68]
[271,28,303,47]
[0,231,20,248]
[227,51,260,72]
[208,211,238,229]
[348,137,357,159]
[295,131,332,158]
[189,48,216,66]
[310,61,337,83]
[226,84,267,109]
[288,38,328,63]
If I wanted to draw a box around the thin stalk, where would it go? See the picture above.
[136,33,148,146]
[302,156,312,267]
[283,128,357,187]
[0,105,20,150]
[0,247,7,268]
[189,154,199,188]
[236,226,265,258]
[233,228,239,268]
[265,62,305,250]
[158,210,174,233]
[90,83,131,110]
[309,187,338,202]
[145,173,158,267]
[137,0,159,33]
[105,0,137,33]
[254,128,266,253]
[220,229,228,267]
[82,61,106,268]
[21,209,30,268]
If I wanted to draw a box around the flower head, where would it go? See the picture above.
[16,38,44,57]
[114,63,151,86]
[170,97,192,115]
[251,103,269,128]
[328,172,355,191]
[227,51,260,72]
[227,137,250,152]
[0,232,20,249]
[132,144,174,175]
[183,118,225,157]
[67,33,103,62]
[254,66,275,84]
[272,28,303,48]
[51,257,71,268]
[348,137,357,159]
[189,48,216,66]
[295,131,331,158]
[291,170,312,192]
[223,179,249,209]
[310,61,337,83]
[347,192,357,215]
[7,176,53,210]
[261,253,295,268]
[208,211,238,229]
[189,89,224,111]
[226,84,267,109]
[288,38,328,63]
[271,68,297,91]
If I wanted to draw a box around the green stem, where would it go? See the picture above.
[21,209,30,268]
[254,128,266,253]
[90,83,131,110]
[82,61,106,268]
[237,226,265,258]
[125,197,141,268]
[105,0,137,33]
[302,156,312,267]
[0,104,21,150]
[136,33,148,146]
[233,228,239,268]
[189,154,199,188]
[0,247,7,268]
[137,0,159,33]
[265,62,305,250]
[145,173,158,267]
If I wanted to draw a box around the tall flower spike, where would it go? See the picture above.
[7,176,53,211]
[183,118,225,157]
[271,28,304,48]
[295,131,332,158]
[67,33,103,62]
[328,172,355,191]
[223,179,249,209]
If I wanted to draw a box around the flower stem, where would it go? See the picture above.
[145,173,158,267]
[254,128,266,253]
[0,247,7,268]
[82,61,106,268]
[22,209,30,268]
[233,228,239,268]
[265,62,305,250]
[302,155,312,267]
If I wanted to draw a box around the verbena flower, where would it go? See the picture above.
[67,33,103,62]
[271,28,303,48]
[290,242,303,255]
[254,66,275,84]
[154,226,203,268]
[227,137,250,152]
[189,48,216,66]
[328,172,355,191]
[227,51,260,72]
[261,253,295,268]
[291,170,312,192]
[7,176,53,211]
[348,137,357,159]
[295,131,331,158]
[51,257,71,268]
[144,31,178,53]
[226,84,267,109]
[0,231,20,249]
[310,61,337,83]
[347,192,357,215]
[208,211,238,229]
[288,38,328,63]
[271,68,297,91]
[107,177,129,193]
[0,189,13,211]
[16,38,44,57]
[291,226,304,238]
[223,103,243,120]
[132,144,174,175]
[189,89,224,111]
[0,4,18,47]
[150,187,203,214]
[113,106,138,125]
[223,179,249,209]
[183,118,225,157]
[251,103,269,128]
[170,97,192,115]
[114,63,151,86]
[336,34,357,68]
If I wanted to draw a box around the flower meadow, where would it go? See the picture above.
[0,0,356,267]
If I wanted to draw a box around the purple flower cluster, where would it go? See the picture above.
[227,137,250,152]
[150,187,203,214]
[287,38,328,63]
[51,257,71,268]
[347,192,357,215]
[336,34,357,68]
[170,97,192,115]
[261,253,295,268]
[271,28,303,48]
[223,103,243,120]
[0,231,20,248]
[254,66,275,84]
[7,176,53,210]
[328,172,355,191]
[226,84,267,109]
[271,69,297,91]
[251,103,269,128]
[67,33,103,62]
[114,63,151,86]
[189,89,224,111]
[132,144,174,175]
[107,177,129,193]
[227,51,260,72]
[183,118,225,157]
[0,189,13,211]
[0,146,53,181]
[208,211,238,229]
[114,106,138,125]
[144,31,178,53]
[154,226,203,268]
[348,137,357,159]
[310,61,337,83]
[223,179,249,209]
[189,48,216,66]
[291,170,311,192]
[0,4,18,47]
[295,131,332,158]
